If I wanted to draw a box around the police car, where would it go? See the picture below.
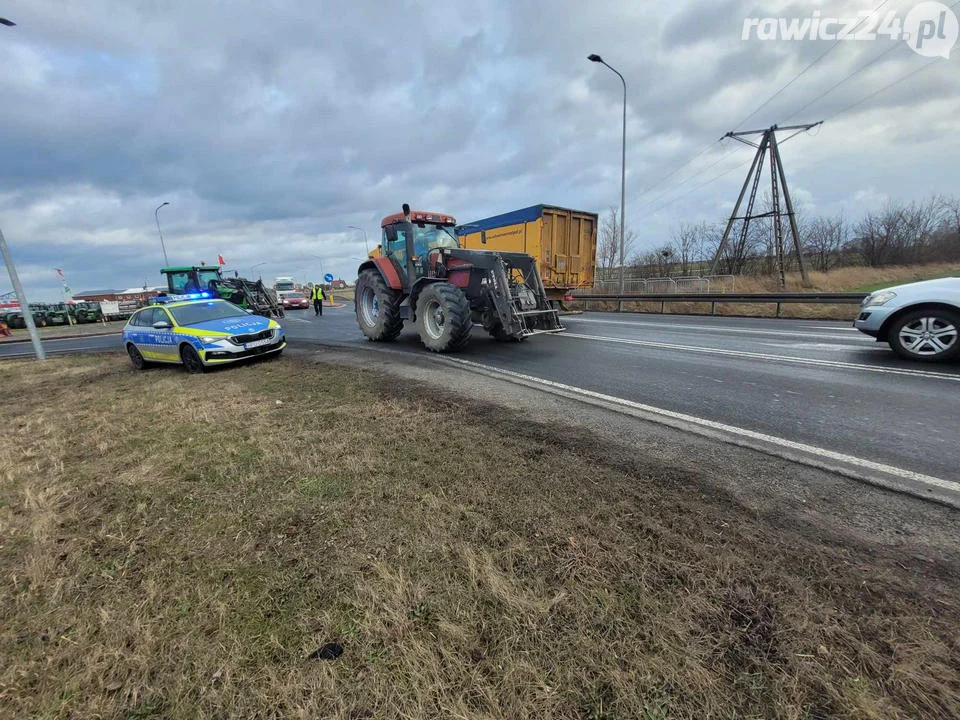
[122,294,285,373]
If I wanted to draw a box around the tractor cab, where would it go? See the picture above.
[380,210,460,283]
[162,265,224,296]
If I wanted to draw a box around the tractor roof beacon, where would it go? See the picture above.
[355,203,565,352]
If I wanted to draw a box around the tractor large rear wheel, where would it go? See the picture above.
[415,282,472,353]
[356,269,403,342]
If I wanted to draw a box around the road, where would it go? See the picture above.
[6,307,958,492]
[0,333,119,359]
[281,306,960,488]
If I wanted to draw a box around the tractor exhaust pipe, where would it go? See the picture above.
[402,203,411,221]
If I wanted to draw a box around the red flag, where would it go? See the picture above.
[217,253,225,265]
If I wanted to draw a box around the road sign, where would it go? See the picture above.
[324,273,334,283]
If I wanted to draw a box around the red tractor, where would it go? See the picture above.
[355,204,564,352]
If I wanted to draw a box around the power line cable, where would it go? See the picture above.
[634,140,719,199]
[636,142,737,210]
[785,0,960,122]
[823,57,940,122]
[634,1,893,210]
[733,0,892,128]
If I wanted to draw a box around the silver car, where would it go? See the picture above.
[854,277,960,362]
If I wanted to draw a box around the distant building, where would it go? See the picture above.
[73,289,121,302]
[118,287,164,303]
[74,287,165,304]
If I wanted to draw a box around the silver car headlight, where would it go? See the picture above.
[200,336,225,344]
[863,290,897,307]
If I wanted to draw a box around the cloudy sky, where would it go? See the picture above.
[1,0,958,300]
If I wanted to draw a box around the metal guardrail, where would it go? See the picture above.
[590,274,736,294]
[572,292,868,317]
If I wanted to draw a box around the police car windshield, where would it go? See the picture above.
[168,300,248,326]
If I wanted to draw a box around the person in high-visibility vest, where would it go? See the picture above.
[310,284,325,316]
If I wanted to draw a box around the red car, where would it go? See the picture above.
[279,291,309,310]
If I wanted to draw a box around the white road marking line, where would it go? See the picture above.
[567,316,866,341]
[558,332,960,382]
[760,342,884,352]
[284,317,312,324]
[805,325,861,331]
[438,355,960,494]
[2,343,111,357]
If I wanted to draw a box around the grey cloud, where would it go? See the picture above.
[1,0,957,302]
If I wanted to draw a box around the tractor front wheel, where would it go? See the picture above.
[486,321,524,343]
[356,269,403,341]
[415,282,472,353]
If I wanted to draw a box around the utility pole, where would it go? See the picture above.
[710,122,820,287]
[0,225,45,360]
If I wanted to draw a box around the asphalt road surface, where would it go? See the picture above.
[5,307,958,492]
[0,333,119,359]
[281,306,960,488]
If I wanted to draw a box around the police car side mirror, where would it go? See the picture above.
[152,321,172,329]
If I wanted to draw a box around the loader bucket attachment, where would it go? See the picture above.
[468,250,564,340]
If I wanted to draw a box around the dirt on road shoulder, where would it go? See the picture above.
[1,353,958,719]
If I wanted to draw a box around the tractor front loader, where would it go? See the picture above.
[355,204,564,352]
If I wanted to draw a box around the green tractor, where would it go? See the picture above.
[42,303,73,326]
[5,306,49,329]
[160,265,284,319]
[73,301,104,324]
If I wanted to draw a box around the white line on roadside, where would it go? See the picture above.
[1,343,110,358]
[566,316,865,341]
[804,325,861,331]
[436,355,960,495]
[558,332,960,382]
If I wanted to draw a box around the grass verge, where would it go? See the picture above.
[2,354,958,719]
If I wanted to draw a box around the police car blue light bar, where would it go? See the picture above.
[151,291,212,304]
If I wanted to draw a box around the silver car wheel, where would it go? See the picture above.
[897,316,958,356]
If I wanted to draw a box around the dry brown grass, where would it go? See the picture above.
[2,354,959,719]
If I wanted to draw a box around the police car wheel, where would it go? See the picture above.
[126,343,146,370]
[180,345,206,374]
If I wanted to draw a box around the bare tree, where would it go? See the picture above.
[939,195,960,236]
[598,207,636,280]
[671,223,697,275]
[804,215,848,272]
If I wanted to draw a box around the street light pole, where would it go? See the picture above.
[346,225,369,255]
[0,225,45,360]
[588,54,627,304]
[250,261,267,280]
[154,202,170,266]
[0,20,43,359]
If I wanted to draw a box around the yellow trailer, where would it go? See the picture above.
[456,205,598,302]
